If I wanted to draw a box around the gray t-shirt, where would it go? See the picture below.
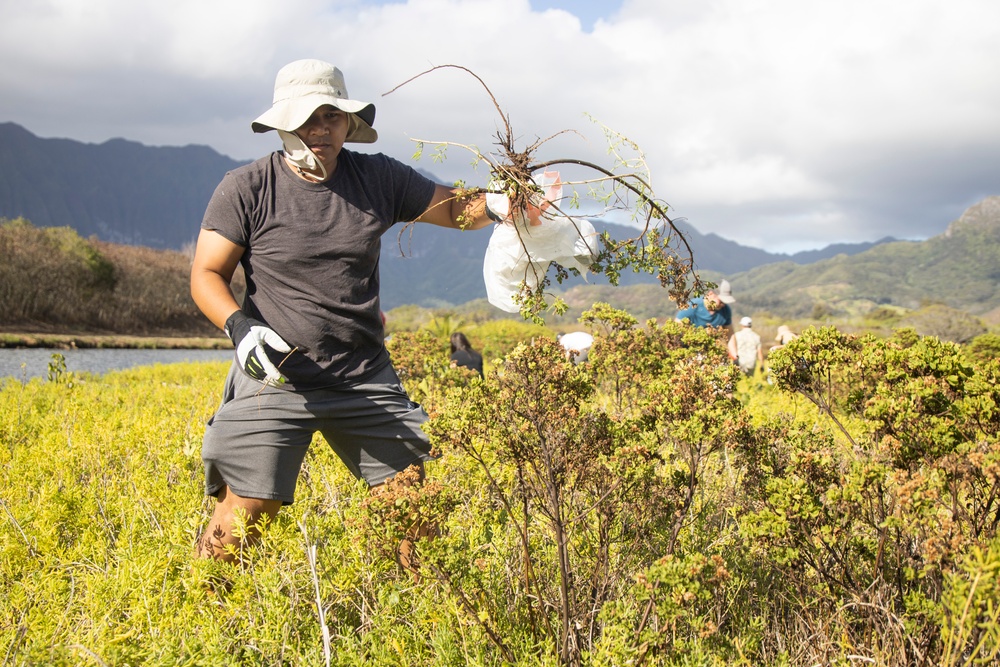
[201,149,436,388]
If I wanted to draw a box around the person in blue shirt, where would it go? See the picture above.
[675,280,736,331]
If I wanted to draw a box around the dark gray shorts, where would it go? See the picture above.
[201,361,434,504]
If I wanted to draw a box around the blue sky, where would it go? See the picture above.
[1,0,998,253]
[529,0,623,31]
[367,0,624,31]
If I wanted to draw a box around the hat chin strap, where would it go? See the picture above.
[278,130,328,182]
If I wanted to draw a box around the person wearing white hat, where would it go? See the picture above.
[675,279,736,332]
[557,331,594,364]
[190,59,502,564]
[772,324,798,350]
[727,315,763,376]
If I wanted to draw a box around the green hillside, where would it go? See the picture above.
[729,196,1000,321]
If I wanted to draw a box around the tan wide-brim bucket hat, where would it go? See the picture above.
[717,279,736,304]
[251,59,378,143]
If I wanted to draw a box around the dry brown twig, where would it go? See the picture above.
[253,345,299,401]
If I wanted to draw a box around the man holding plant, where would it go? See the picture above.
[674,279,736,331]
[190,59,499,563]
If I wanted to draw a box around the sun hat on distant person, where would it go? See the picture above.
[715,280,736,304]
[251,59,377,143]
[740,316,752,327]
[776,325,797,345]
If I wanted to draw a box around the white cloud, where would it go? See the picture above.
[1,0,998,253]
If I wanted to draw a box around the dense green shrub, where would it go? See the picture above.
[466,318,553,362]
[966,332,1000,365]
[746,326,1000,663]
[2,312,998,666]
[410,305,747,665]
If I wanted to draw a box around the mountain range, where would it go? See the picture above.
[0,122,903,311]
[731,195,1000,322]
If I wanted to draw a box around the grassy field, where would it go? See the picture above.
[2,317,998,666]
[1,361,400,666]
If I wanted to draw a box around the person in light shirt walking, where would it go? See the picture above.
[728,316,763,376]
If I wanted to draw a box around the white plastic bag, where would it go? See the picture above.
[483,171,599,313]
[486,170,562,227]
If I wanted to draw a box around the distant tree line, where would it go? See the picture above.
[0,217,223,336]
[2,216,995,356]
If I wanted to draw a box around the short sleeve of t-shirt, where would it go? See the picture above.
[203,151,435,247]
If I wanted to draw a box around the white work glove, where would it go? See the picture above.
[224,311,292,386]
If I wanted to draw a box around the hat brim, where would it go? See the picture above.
[251,95,377,143]
[719,295,735,304]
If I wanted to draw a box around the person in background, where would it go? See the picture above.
[449,332,483,376]
[190,59,503,566]
[557,331,594,364]
[772,324,798,350]
[728,316,763,376]
[675,280,736,332]
[764,323,797,385]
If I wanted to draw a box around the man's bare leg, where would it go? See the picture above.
[196,485,283,562]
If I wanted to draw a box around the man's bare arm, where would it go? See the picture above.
[190,229,245,330]
[417,184,495,231]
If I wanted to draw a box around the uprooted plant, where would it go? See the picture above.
[383,65,708,323]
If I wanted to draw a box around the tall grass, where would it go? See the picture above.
[0,362,426,665]
[2,314,998,665]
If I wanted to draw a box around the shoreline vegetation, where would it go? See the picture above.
[2,218,996,354]
[0,330,228,350]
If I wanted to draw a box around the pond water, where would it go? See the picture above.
[0,348,234,381]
